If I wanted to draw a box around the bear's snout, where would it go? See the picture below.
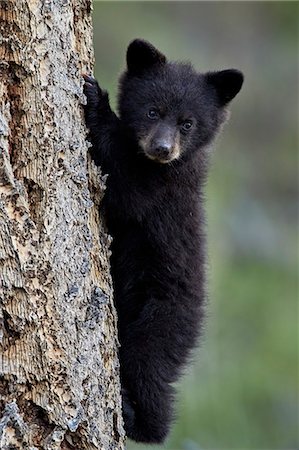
[144,125,180,163]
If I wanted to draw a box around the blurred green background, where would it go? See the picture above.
[92,2,298,449]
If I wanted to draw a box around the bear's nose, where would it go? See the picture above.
[155,143,172,158]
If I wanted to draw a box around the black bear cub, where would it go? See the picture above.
[84,39,243,444]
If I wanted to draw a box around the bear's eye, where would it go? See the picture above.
[147,108,159,120]
[181,120,193,132]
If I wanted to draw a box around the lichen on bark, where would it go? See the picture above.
[0,1,124,448]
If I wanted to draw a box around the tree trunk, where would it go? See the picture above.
[0,1,125,448]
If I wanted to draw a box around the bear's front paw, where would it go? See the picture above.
[83,74,109,111]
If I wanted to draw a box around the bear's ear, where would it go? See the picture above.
[206,69,244,105]
[126,39,166,74]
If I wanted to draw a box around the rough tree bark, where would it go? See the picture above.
[0,1,125,448]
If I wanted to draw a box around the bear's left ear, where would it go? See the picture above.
[206,69,244,105]
[126,39,166,74]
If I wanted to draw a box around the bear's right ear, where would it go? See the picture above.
[126,39,166,74]
[206,69,244,105]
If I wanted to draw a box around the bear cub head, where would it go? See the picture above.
[118,39,243,164]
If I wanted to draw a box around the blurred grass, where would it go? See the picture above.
[93,2,298,448]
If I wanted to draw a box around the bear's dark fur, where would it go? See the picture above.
[83,39,243,444]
